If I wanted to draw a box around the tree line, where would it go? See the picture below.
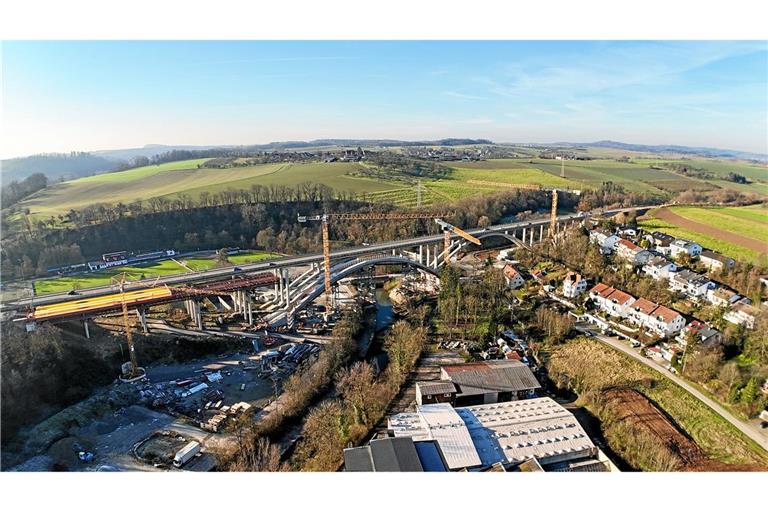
[1,173,48,208]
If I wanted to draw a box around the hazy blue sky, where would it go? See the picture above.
[2,40,766,158]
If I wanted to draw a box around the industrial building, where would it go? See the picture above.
[433,360,541,406]
[387,397,614,471]
[343,437,448,472]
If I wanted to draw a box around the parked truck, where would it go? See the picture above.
[173,441,201,468]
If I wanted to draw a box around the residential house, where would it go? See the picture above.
[503,264,525,290]
[669,269,714,299]
[589,228,619,254]
[615,239,652,266]
[589,283,636,318]
[706,286,742,307]
[645,304,687,336]
[669,239,703,259]
[642,256,678,281]
[724,302,760,329]
[676,321,723,348]
[699,250,736,273]
[628,298,687,336]
[645,231,676,255]
[562,271,588,298]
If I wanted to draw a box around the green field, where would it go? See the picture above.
[34,259,190,295]
[18,160,403,220]
[14,156,768,225]
[33,250,280,295]
[638,205,768,264]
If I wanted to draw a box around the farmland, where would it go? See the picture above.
[12,155,768,225]
[638,205,768,264]
[16,160,403,220]
[33,250,279,295]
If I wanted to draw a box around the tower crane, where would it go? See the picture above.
[110,273,143,379]
[297,211,453,310]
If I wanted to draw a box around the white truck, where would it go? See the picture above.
[173,441,201,468]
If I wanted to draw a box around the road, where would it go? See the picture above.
[4,204,661,312]
[583,328,768,453]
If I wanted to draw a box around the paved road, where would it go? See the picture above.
[584,328,768,453]
[4,204,661,312]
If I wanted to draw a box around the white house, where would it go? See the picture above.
[645,231,676,255]
[562,271,588,298]
[669,269,714,299]
[724,302,759,329]
[589,283,635,318]
[645,305,687,336]
[699,250,736,273]
[503,264,525,290]
[642,256,678,281]
[614,239,652,266]
[706,286,742,307]
[589,228,619,254]
[669,239,703,259]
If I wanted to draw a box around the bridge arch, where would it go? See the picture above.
[275,256,439,325]
[475,231,528,248]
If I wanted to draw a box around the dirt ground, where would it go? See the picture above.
[653,207,766,253]
[602,388,766,471]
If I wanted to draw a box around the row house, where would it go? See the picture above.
[699,250,736,273]
[614,239,652,266]
[589,283,636,317]
[669,269,714,299]
[642,256,678,281]
[645,231,676,254]
[562,271,588,298]
[628,297,686,337]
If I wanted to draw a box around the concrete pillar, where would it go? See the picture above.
[522,227,527,242]
[136,308,149,334]
[426,246,430,268]
[418,244,423,264]
[283,269,290,306]
[529,229,534,245]
[247,293,253,325]
[539,224,544,241]
[83,318,90,339]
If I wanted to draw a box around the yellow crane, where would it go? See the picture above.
[111,273,141,379]
[298,211,455,310]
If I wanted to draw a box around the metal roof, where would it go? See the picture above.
[343,437,424,472]
[416,381,457,396]
[441,360,541,396]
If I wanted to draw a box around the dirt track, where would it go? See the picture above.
[653,208,767,254]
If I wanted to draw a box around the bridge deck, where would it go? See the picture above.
[29,287,174,321]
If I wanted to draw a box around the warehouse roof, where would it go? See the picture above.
[343,437,424,472]
[441,360,541,396]
[388,397,597,470]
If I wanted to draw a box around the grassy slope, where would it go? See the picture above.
[34,259,190,294]
[670,206,768,243]
[33,250,279,295]
[638,207,766,263]
[18,160,401,219]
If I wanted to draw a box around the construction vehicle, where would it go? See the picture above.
[297,211,448,311]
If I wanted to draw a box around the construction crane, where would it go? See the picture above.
[434,218,481,260]
[111,273,142,379]
[550,189,559,236]
[297,211,448,310]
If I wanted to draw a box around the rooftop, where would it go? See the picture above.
[442,360,541,395]
[652,304,682,323]
[344,437,429,472]
[416,381,457,396]
[606,289,634,304]
[632,297,659,316]
[388,398,597,470]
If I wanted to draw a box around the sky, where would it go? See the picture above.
[1,40,767,158]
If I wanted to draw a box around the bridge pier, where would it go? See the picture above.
[136,307,149,334]
[539,224,544,241]
[185,299,203,330]
[522,227,526,242]
[83,318,90,339]
[418,244,423,264]
[529,228,534,245]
